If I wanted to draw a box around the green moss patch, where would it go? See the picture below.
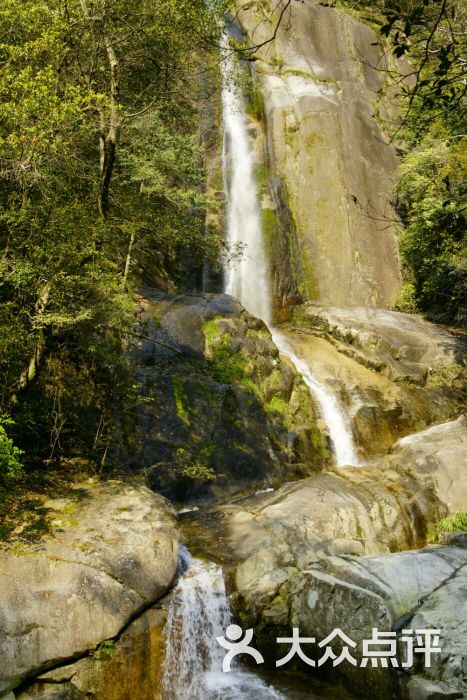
[261,209,279,257]
[203,319,261,396]
[172,377,190,426]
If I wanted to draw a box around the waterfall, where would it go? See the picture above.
[271,330,360,466]
[162,547,284,700]
[222,45,271,326]
[221,43,359,468]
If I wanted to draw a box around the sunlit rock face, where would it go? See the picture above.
[236,0,401,308]
[184,416,467,699]
[0,482,178,696]
[287,304,467,457]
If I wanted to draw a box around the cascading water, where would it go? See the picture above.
[270,330,359,467]
[222,45,271,326]
[221,43,359,468]
[162,547,284,700]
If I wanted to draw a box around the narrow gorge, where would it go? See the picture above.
[0,2,465,700]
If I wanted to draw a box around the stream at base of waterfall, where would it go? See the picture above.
[162,548,285,700]
[162,549,353,700]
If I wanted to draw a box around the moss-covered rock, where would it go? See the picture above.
[125,290,327,503]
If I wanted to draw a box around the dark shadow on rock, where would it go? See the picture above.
[121,291,328,504]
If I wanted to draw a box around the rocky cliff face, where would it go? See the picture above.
[236,0,401,310]
[184,415,467,698]
[185,416,467,573]
[288,304,467,457]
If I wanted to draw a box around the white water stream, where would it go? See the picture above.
[162,547,284,700]
[271,330,360,466]
[221,46,359,467]
[161,40,361,700]
[222,49,272,326]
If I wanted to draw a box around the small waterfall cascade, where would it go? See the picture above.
[271,330,359,467]
[162,547,284,699]
[221,43,359,468]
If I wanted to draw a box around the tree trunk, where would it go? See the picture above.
[11,283,51,405]
[98,32,121,219]
[122,230,136,286]
[80,0,120,220]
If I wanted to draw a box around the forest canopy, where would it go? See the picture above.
[0,0,231,489]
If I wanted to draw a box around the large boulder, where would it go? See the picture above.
[181,412,467,699]
[0,480,178,695]
[233,465,432,560]
[387,416,467,516]
[187,462,439,610]
[186,414,466,571]
[183,416,466,627]
[286,545,467,699]
[17,606,167,700]
[125,290,327,502]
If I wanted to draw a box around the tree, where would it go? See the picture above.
[0,0,231,469]
[0,417,23,484]
[338,0,466,324]
[378,0,466,120]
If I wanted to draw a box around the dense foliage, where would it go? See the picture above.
[396,118,466,325]
[0,0,230,485]
[339,0,466,325]
[383,0,466,325]
[1,0,465,503]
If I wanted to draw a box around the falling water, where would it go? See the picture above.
[222,45,271,325]
[221,42,359,467]
[271,330,360,466]
[162,547,284,700]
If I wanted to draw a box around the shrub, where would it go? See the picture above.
[0,417,23,483]
[429,511,467,542]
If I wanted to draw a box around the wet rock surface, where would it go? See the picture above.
[0,481,178,695]
[182,415,467,697]
[17,607,167,700]
[287,305,466,457]
[294,305,466,377]
[188,416,466,572]
[237,0,401,307]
